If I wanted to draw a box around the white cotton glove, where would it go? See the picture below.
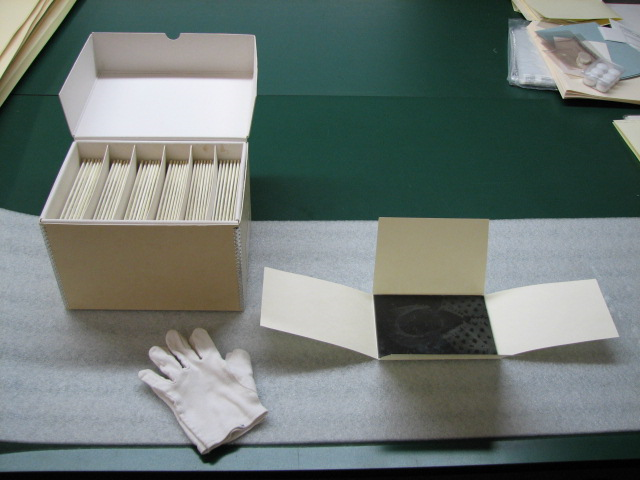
[138,328,268,454]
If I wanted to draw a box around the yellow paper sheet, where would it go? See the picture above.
[0,0,41,53]
[0,0,76,107]
[613,118,640,162]
[512,0,542,21]
[0,0,50,78]
[526,0,620,21]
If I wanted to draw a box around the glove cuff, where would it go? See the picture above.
[196,401,268,454]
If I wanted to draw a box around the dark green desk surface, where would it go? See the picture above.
[1,0,639,474]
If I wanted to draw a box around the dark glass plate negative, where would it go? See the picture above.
[374,295,498,356]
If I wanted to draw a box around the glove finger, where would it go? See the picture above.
[148,345,183,381]
[138,368,173,393]
[225,349,258,392]
[165,329,199,366]
[189,328,222,361]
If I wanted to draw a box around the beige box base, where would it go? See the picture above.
[40,141,251,311]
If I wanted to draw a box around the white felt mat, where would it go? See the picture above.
[1,208,639,446]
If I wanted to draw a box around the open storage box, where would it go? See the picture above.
[40,32,257,310]
[261,217,619,359]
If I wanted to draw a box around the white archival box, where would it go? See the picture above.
[40,32,257,310]
[260,217,619,359]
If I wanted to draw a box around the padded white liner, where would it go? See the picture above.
[1,208,639,446]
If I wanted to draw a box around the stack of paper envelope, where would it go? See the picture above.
[520,2,640,105]
[0,0,77,107]
[512,0,620,25]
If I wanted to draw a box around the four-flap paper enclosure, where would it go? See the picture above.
[40,32,257,310]
[260,218,619,359]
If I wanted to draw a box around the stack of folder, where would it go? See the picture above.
[512,0,620,25]
[513,2,640,104]
[0,0,76,108]
[527,21,640,104]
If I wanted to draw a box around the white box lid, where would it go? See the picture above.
[60,32,257,141]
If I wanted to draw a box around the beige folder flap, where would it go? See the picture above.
[485,279,619,356]
[373,217,489,296]
[260,267,378,358]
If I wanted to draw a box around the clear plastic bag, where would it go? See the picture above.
[507,18,557,90]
